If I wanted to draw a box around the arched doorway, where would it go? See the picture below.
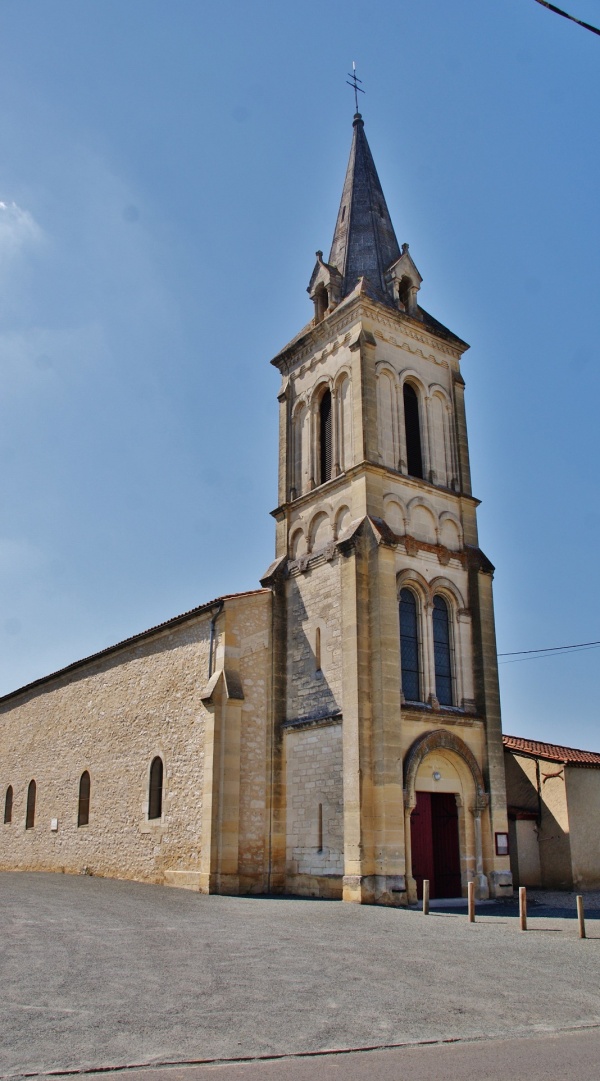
[403,729,489,902]
[410,791,461,899]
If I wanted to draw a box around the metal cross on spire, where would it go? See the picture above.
[346,62,365,113]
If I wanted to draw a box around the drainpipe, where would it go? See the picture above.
[535,759,542,825]
[208,601,224,678]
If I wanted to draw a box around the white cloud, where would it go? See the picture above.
[0,200,42,273]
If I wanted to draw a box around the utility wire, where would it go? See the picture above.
[533,0,600,37]
[498,638,600,656]
[497,639,600,664]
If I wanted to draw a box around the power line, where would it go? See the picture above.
[497,639,600,664]
[498,638,600,657]
[533,0,600,37]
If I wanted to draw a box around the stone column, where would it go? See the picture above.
[404,801,417,904]
[452,373,472,496]
[340,528,374,903]
[471,805,490,899]
[366,535,406,904]
[469,562,513,898]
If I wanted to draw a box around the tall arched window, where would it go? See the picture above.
[78,771,91,827]
[4,785,13,824]
[319,389,333,484]
[399,588,421,701]
[148,757,163,820]
[25,780,36,830]
[403,383,423,479]
[433,595,453,706]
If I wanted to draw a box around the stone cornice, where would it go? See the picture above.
[282,711,343,732]
[271,293,466,377]
[270,460,480,521]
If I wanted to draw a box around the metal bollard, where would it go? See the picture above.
[577,895,586,939]
[423,879,430,915]
[519,886,527,931]
[468,879,475,923]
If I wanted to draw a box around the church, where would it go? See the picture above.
[0,110,513,905]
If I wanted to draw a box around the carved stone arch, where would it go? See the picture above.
[383,492,407,535]
[429,575,466,611]
[289,525,307,559]
[438,509,462,529]
[333,366,352,391]
[375,360,400,386]
[407,494,434,514]
[438,511,464,551]
[308,508,333,551]
[399,368,427,396]
[396,567,431,604]
[333,503,352,538]
[309,377,334,411]
[403,729,488,810]
[428,382,452,407]
[406,495,439,544]
[292,395,308,418]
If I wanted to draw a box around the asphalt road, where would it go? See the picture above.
[2,873,600,1079]
[49,1029,600,1081]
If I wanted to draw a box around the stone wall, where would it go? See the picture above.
[285,555,343,723]
[0,591,272,890]
[284,719,343,893]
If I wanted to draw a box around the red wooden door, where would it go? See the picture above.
[410,791,434,900]
[431,793,462,898]
[411,791,462,899]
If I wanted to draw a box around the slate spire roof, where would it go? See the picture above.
[328,112,401,301]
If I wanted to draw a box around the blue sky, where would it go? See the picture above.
[0,0,598,748]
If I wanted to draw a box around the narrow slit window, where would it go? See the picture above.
[433,595,453,706]
[78,771,90,827]
[4,785,13,824]
[400,588,421,701]
[318,803,323,851]
[148,757,163,820]
[319,389,333,483]
[315,627,321,672]
[403,383,423,478]
[25,780,36,830]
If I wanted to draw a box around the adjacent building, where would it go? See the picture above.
[504,734,600,891]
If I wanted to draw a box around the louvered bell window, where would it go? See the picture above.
[319,390,332,484]
[403,383,423,479]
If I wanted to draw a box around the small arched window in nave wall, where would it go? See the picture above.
[78,771,91,827]
[148,757,163,820]
[25,780,36,830]
[4,785,13,824]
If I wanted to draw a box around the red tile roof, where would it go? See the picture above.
[503,734,600,768]
[0,589,269,706]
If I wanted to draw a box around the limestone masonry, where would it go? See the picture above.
[1,111,513,904]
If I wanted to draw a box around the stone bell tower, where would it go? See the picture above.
[262,111,513,905]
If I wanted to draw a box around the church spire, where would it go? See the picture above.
[328,112,401,301]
